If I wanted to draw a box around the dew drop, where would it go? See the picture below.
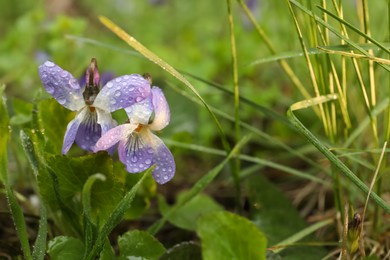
[129,87,135,91]
[106,82,113,88]
[58,97,66,105]
[139,163,144,168]
[145,159,152,164]
[69,78,79,89]
[110,99,117,105]
[124,75,130,80]
[136,96,143,102]
[163,175,168,180]
[114,90,121,97]
[46,86,55,94]
[61,71,68,78]
[45,61,55,67]
[131,155,138,163]
[115,78,121,83]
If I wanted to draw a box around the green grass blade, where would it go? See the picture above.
[98,16,231,154]
[32,204,48,260]
[287,95,390,213]
[163,139,329,185]
[147,135,252,235]
[167,82,330,175]
[271,218,333,254]
[85,170,150,260]
[226,0,241,206]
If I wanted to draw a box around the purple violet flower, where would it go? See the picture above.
[38,58,151,154]
[94,86,175,184]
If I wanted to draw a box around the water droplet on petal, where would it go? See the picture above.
[45,61,55,67]
[46,86,55,94]
[163,176,168,180]
[145,159,152,165]
[124,75,130,80]
[114,90,121,97]
[69,78,79,89]
[129,87,135,91]
[115,78,121,83]
[136,96,143,102]
[131,155,138,162]
[110,99,117,105]
[58,97,66,105]
[106,82,113,88]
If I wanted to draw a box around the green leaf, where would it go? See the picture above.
[159,242,201,260]
[246,174,327,259]
[38,99,73,153]
[47,236,84,260]
[159,192,223,231]
[42,153,123,224]
[118,230,165,259]
[148,135,251,235]
[196,211,267,260]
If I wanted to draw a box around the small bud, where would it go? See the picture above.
[86,58,101,87]
[83,58,101,105]
[143,73,152,85]
[347,213,362,254]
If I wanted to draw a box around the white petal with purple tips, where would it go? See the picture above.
[149,87,170,131]
[93,74,151,112]
[124,95,153,125]
[38,61,85,111]
[94,124,137,152]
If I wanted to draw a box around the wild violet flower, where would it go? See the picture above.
[94,86,175,184]
[38,58,151,154]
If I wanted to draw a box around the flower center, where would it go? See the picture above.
[135,124,143,133]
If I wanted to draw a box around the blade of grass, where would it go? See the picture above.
[317,5,390,56]
[317,47,390,65]
[290,0,390,72]
[249,43,390,66]
[148,134,252,235]
[287,95,390,213]
[85,169,150,260]
[226,0,241,206]
[163,138,328,185]
[82,173,106,256]
[167,82,330,175]
[236,0,312,101]
[270,218,333,254]
[98,16,231,155]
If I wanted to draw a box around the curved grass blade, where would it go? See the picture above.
[287,95,390,213]
[317,46,390,65]
[249,43,390,66]
[85,170,150,260]
[98,16,231,154]
[148,135,252,235]
[82,173,106,256]
[270,218,333,254]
